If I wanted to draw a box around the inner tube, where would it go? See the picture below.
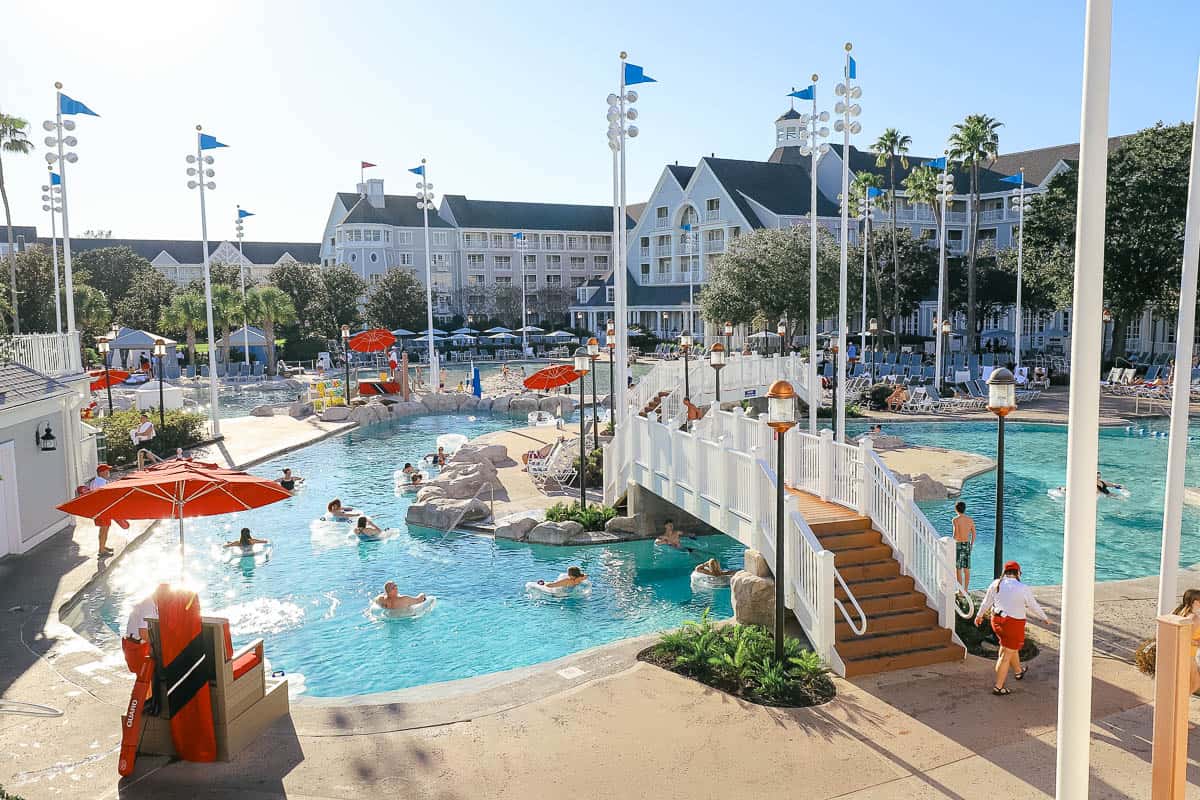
[1047,486,1130,501]
[525,579,592,598]
[370,596,436,619]
[222,542,272,564]
[356,527,398,541]
[690,569,732,590]
[393,470,430,492]
[321,513,361,523]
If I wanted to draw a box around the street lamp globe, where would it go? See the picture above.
[587,337,600,358]
[340,324,350,342]
[765,380,798,433]
[679,330,693,351]
[709,342,726,368]
[606,319,615,339]
[869,317,879,335]
[97,338,109,356]
[573,347,591,375]
[723,320,733,337]
[777,320,786,338]
[153,338,166,359]
[942,319,951,335]
[987,367,1017,416]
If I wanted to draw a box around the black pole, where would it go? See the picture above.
[683,348,690,402]
[607,349,615,432]
[775,431,787,662]
[579,375,587,508]
[993,414,1006,579]
[345,342,351,401]
[590,364,599,450]
[103,360,114,415]
[714,366,722,403]
[157,354,166,433]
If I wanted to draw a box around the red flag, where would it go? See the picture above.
[361,161,376,169]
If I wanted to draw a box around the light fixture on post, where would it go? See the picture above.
[986,367,1017,579]
[661,311,669,338]
[679,330,693,408]
[186,124,226,436]
[606,319,617,427]
[573,347,592,509]
[709,342,726,402]
[723,320,733,353]
[40,167,63,333]
[1007,169,1032,376]
[341,324,352,402]
[934,159,954,392]
[777,320,787,358]
[833,44,862,443]
[765,379,798,663]
[1101,307,1113,360]
[235,206,254,370]
[413,159,438,381]
[36,422,57,452]
[868,317,879,384]
[153,338,167,433]
[941,318,952,370]
[97,337,113,414]
[587,336,601,450]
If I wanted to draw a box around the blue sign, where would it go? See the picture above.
[744,389,757,398]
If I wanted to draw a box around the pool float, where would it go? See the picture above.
[356,527,399,541]
[525,577,592,598]
[153,584,216,764]
[221,542,272,565]
[1047,486,1130,501]
[393,470,430,492]
[690,569,732,590]
[321,513,361,523]
[370,596,437,619]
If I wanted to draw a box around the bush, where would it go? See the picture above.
[1,786,27,800]
[642,611,835,707]
[98,408,207,468]
[279,336,329,363]
[569,447,603,488]
[544,501,616,531]
[1134,638,1156,676]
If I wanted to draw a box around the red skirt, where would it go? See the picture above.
[991,614,1026,650]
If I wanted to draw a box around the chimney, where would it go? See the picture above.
[356,178,386,209]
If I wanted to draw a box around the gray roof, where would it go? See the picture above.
[989,135,1129,186]
[570,271,692,309]
[338,193,454,229]
[825,144,1026,195]
[666,164,695,187]
[626,202,647,223]
[0,362,72,408]
[704,157,841,226]
[442,195,625,232]
[38,237,321,265]
[776,108,803,121]
[2,226,38,246]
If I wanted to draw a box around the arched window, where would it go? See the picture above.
[370,252,378,263]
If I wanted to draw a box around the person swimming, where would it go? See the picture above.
[279,468,303,492]
[694,558,736,578]
[326,499,358,520]
[1096,471,1125,496]
[355,515,383,537]
[375,581,427,610]
[534,566,588,588]
[224,527,269,548]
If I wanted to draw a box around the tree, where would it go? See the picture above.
[491,285,525,328]
[533,287,574,327]
[319,265,365,334]
[903,165,946,326]
[80,229,112,238]
[948,114,1002,352]
[74,247,154,308]
[243,286,296,374]
[210,284,241,367]
[848,172,887,342]
[0,113,32,333]
[872,128,912,350]
[856,228,936,334]
[268,262,326,338]
[12,247,57,332]
[74,285,112,342]
[363,269,426,333]
[159,291,207,367]
[114,268,175,333]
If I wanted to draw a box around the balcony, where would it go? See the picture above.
[3,332,83,378]
[640,246,650,257]
[566,241,588,251]
[945,211,968,224]
[655,217,670,229]
[704,209,721,222]
[980,208,1006,222]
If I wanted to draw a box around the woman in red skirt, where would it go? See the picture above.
[975,561,1051,695]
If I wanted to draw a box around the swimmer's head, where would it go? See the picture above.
[567,566,583,578]
[357,516,368,529]
[239,528,252,545]
[327,499,342,513]
[384,581,397,596]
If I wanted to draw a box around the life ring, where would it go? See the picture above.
[222,542,272,564]
[370,596,436,619]
[321,513,361,523]
[690,569,732,590]
[525,578,592,598]
[393,470,430,492]
[1047,486,1130,501]
[356,527,398,541]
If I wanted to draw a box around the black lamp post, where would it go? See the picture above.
[868,317,879,384]
[341,324,352,402]
[766,379,797,662]
[97,337,114,414]
[710,342,726,402]
[987,367,1017,579]
[587,336,601,450]
[941,318,952,380]
[724,320,733,354]
[573,347,591,508]
[662,311,669,340]
[153,338,167,433]
[777,320,787,357]
[679,329,693,399]
[606,319,616,425]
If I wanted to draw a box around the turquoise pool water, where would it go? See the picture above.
[847,420,1200,590]
[77,412,742,697]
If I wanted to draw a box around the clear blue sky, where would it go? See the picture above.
[2,0,1197,243]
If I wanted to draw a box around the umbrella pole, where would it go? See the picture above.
[178,507,185,581]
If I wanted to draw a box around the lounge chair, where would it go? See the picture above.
[901,387,934,413]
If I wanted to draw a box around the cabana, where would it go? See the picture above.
[214,326,270,365]
[105,327,180,377]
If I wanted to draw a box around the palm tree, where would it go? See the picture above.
[243,286,296,375]
[0,113,33,334]
[211,284,240,372]
[903,165,945,337]
[850,172,887,341]
[948,114,1002,353]
[872,129,911,351]
[160,291,206,370]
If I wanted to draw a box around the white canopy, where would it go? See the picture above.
[544,330,576,339]
[215,326,269,347]
[487,332,517,340]
[484,326,513,334]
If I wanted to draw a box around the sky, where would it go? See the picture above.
[2,0,1198,244]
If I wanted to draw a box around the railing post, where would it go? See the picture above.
[817,549,837,664]
[898,483,916,574]
[858,437,873,519]
[937,536,956,630]
[818,429,834,501]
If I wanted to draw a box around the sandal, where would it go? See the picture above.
[1014,668,1028,681]
[992,686,1012,696]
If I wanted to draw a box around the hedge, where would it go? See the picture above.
[97,408,207,467]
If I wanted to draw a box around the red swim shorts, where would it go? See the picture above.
[991,614,1027,650]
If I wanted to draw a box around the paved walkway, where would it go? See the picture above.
[864,385,1179,426]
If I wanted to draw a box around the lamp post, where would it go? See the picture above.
[341,324,352,401]
[40,168,63,333]
[766,379,797,662]
[235,207,252,370]
[834,43,862,443]
[934,157,954,393]
[661,311,669,340]
[868,317,879,384]
[723,320,733,354]
[606,319,616,424]
[1009,170,1031,375]
[587,336,601,450]
[710,342,726,402]
[986,367,1017,578]
[414,159,438,381]
[777,320,787,358]
[679,330,693,405]
[185,125,224,436]
[97,337,113,414]
[153,339,167,433]
[1101,307,1113,360]
[573,347,591,508]
[942,318,952,376]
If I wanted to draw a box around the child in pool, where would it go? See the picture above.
[536,566,588,588]
[224,527,269,548]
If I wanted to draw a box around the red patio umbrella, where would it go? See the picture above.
[89,368,131,391]
[523,363,582,392]
[57,460,291,568]
[348,328,396,353]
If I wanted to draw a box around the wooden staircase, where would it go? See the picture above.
[639,391,672,421]
[794,492,965,677]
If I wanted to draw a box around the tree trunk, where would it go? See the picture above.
[966,163,980,354]
[265,319,277,375]
[0,154,18,334]
[186,325,196,370]
[1110,314,1127,367]
[222,324,231,371]
[890,162,901,352]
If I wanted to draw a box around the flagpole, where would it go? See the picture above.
[611,123,621,381]
[1014,170,1025,376]
[935,156,949,392]
[860,194,869,358]
[237,207,250,370]
[44,170,62,333]
[195,126,221,436]
[616,52,630,427]
[54,83,77,337]
[419,158,438,384]
[518,234,528,354]
[835,45,854,444]
[808,79,820,435]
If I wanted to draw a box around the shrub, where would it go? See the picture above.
[97,408,207,468]
[867,383,893,409]
[643,611,835,707]
[544,501,616,531]
[569,447,603,488]
[1134,638,1156,676]
[279,336,329,363]
[1,786,27,800]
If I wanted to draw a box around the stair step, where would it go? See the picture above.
[840,643,966,677]
[836,607,938,640]
[809,517,874,535]
[837,575,914,600]
[816,529,884,550]
[853,591,929,615]
[837,560,901,583]
[832,544,895,567]
[836,626,951,660]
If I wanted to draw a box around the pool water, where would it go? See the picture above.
[847,420,1200,589]
[185,384,305,417]
[77,412,742,697]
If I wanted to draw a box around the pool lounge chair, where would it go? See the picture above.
[900,387,934,413]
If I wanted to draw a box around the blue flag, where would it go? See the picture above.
[788,85,815,101]
[926,156,947,170]
[624,63,656,86]
[238,209,255,219]
[199,133,228,150]
[1000,173,1023,184]
[866,187,883,198]
[59,93,99,117]
[50,172,61,186]
[847,56,857,80]
[513,232,524,240]
[409,165,425,176]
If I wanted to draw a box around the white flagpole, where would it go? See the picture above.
[237,207,250,370]
[196,126,221,436]
[860,194,869,359]
[1014,170,1025,376]
[1055,0,1111,794]
[46,173,62,333]
[1157,63,1200,615]
[54,84,77,337]
[616,53,630,421]
[419,158,438,384]
[518,234,528,354]
[808,79,820,435]
[935,156,949,392]
[835,45,854,443]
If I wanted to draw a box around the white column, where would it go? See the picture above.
[1014,172,1025,376]
[1055,0,1112,795]
[614,54,630,428]
[196,129,220,435]
[808,86,820,435]
[47,186,62,333]
[836,47,853,443]
[55,86,77,336]
[1157,63,1200,615]
[934,162,949,392]
[420,159,437,380]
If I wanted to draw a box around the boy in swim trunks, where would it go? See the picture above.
[952,501,976,592]
[376,581,427,610]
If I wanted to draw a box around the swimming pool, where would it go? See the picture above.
[184,384,305,417]
[847,420,1200,590]
[75,412,743,697]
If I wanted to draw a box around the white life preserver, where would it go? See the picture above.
[690,569,732,590]
[525,578,592,599]
[221,542,272,564]
[370,596,437,619]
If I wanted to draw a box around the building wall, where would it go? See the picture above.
[0,399,75,550]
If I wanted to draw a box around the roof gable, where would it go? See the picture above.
[339,195,454,229]
[442,195,622,232]
[703,157,840,224]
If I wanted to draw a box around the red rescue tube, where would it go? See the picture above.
[154,585,217,763]
[117,654,154,776]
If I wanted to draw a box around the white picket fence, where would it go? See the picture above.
[2,332,83,377]
[607,398,967,675]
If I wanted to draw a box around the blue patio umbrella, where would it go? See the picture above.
[391,328,417,337]
[452,327,479,335]
[419,327,448,336]
[484,326,513,334]
[471,366,482,397]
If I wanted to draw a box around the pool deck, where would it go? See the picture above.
[863,384,1176,426]
[469,424,586,520]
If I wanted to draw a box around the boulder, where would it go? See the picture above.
[420,392,458,413]
[405,496,490,529]
[604,515,640,536]
[476,397,494,412]
[391,400,426,418]
[490,394,513,413]
[250,404,275,417]
[526,520,586,546]
[742,548,773,579]
[451,443,508,466]
[457,394,481,411]
[731,571,775,629]
[427,460,499,499]
[287,400,315,419]
[320,405,352,422]
[894,472,950,502]
[509,394,540,413]
[537,395,564,413]
[494,516,539,542]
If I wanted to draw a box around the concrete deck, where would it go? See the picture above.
[875,444,996,497]
[864,385,1160,426]
[471,424,587,519]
